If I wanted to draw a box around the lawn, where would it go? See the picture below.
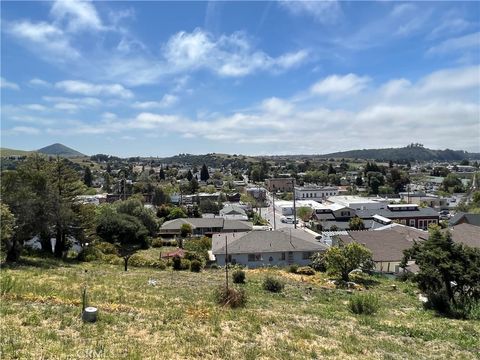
[1,256,479,359]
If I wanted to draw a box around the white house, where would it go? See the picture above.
[212,228,327,268]
[326,195,388,211]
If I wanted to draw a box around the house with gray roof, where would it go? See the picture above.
[449,212,480,227]
[212,228,328,268]
[160,218,252,237]
[219,204,248,220]
[356,204,439,230]
[338,227,428,274]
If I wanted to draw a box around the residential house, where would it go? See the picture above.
[449,212,480,227]
[160,218,252,237]
[212,228,327,268]
[449,223,480,248]
[326,195,388,211]
[337,226,428,273]
[219,204,248,220]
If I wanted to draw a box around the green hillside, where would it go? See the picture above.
[0,148,34,157]
[320,144,479,161]
[37,143,85,157]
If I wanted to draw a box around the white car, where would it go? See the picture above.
[281,216,299,224]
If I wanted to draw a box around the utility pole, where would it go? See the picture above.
[293,178,297,229]
[225,235,229,290]
[272,191,276,230]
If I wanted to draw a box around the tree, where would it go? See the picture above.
[50,158,84,258]
[103,173,112,192]
[401,227,480,317]
[180,223,192,238]
[200,164,210,181]
[442,174,463,193]
[297,206,313,222]
[186,170,193,181]
[83,166,93,187]
[167,207,188,220]
[152,187,169,206]
[1,203,16,257]
[328,164,336,175]
[189,177,199,193]
[324,241,373,281]
[96,208,149,271]
[355,176,363,187]
[115,197,159,237]
[349,216,365,230]
[159,167,166,181]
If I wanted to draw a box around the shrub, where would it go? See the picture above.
[181,259,191,270]
[0,273,16,295]
[310,252,327,272]
[162,239,177,247]
[172,256,182,271]
[210,264,219,270]
[102,254,123,265]
[95,242,118,255]
[214,286,247,308]
[151,238,163,248]
[349,293,380,315]
[296,266,315,276]
[263,276,285,293]
[287,264,298,274]
[190,260,202,272]
[232,269,246,284]
[77,246,102,262]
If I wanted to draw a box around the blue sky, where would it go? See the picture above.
[1,1,479,157]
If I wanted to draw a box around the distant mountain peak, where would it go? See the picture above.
[37,143,85,158]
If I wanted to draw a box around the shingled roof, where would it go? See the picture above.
[338,229,423,262]
[449,223,480,248]
[212,229,327,255]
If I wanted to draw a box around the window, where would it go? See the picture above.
[409,219,415,227]
[302,252,312,260]
[418,220,424,229]
[248,254,262,262]
[280,252,286,260]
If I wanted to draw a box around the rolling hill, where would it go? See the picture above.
[0,148,34,157]
[36,143,85,157]
[318,145,480,162]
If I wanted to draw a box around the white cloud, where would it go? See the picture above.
[310,73,370,96]
[55,80,134,98]
[279,1,342,24]
[427,32,480,56]
[162,29,309,77]
[50,0,103,32]
[10,126,41,135]
[7,21,80,60]
[24,104,48,111]
[29,78,51,87]
[43,96,102,108]
[0,77,20,90]
[132,94,179,109]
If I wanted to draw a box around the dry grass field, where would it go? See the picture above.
[1,255,479,360]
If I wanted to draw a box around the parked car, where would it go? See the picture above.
[281,216,299,224]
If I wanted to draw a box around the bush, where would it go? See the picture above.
[210,264,219,270]
[232,269,246,284]
[181,259,191,270]
[172,256,182,270]
[349,293,380,315]
[310,252,327,272]
[77,246,102,262]
[102,254,123,265]
[162,239,177,247]
[190,259,202,272]
[287,264,298,274]
[263,276,285,293]
[214,286,247,308]
[0,273,16,295]
[95,242,118,255]
[296,266,315,276]
[151,238,163,248]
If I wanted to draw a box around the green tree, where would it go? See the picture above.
[180,223,192,238]
[200,164,210,181]
[189,177,199,193]
[152,187,169,206]
[324,241,373,281]
[83,166,93,187]
[442,174,463,193]
[103,173,112,193]
[401,227,480,317]
[0,203,16,257]
[168,207,188,220]
[186,170,193,181]
[96,208,149,271]
[349,216,365,230]
[115,197,159,237]
[159,167,166,181]
[297,206,313,222]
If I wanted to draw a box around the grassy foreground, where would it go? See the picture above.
[1,256,479,359]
